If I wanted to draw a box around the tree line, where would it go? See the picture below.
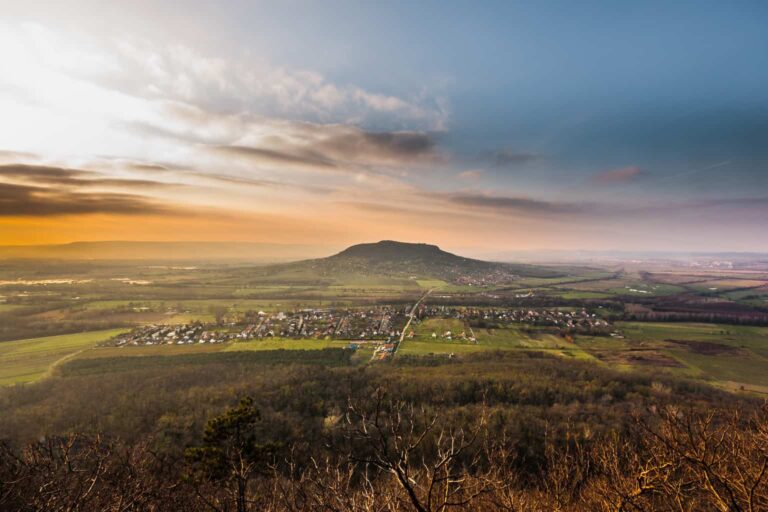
[1,394,766,511]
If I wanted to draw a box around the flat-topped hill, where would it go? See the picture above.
[271,240,563,284]
[330,241,471,264]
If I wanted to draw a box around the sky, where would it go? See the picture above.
[1,0,767,254]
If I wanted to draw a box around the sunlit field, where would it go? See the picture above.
[0,329,127,385]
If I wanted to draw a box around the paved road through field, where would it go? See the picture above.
[391,289,432,358]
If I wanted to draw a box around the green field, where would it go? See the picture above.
[78,343,228,359]
[397,340,497,355]
[400,320,575,355]
[669,349,768,388]
[2,318,765,393]
[612,322,768,391]
[477,325,568,349]
[224,338,350,351]
[616,322,768,355]
[397,339,594,360]
[574,335,630,350]
[416,279,450,290]
[552,291,614,299]
[413,318,468,338]
[0,329,127,385]
[398,321,768,393]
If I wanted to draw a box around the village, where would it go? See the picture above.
[416,306,612,333]
[106,305,612,348]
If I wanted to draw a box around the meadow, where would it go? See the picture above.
[0,259,766,397]
[397,319,768,393]
[0,329,127,385]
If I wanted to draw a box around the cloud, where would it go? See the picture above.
[120,162,175,172]
[340,201,481,222]
[110,38,448,130]
[78,178,179,189]
[590,166,646,184]
[493,149,539,166]
[311,129,435,162]
[124,100,440,175]
[446,193,590,215]
[215,145,337,169]
[681,196,768,210]
[188,171,332,194]
[0,182,172,217]
[211,123,437,172]
[439,191,768,220]
[189,172,279,188]
[458,169,484,180]
[357,132,435,156]
[0,164,94,185]
[0,149,37,163]
[0,164,179,189]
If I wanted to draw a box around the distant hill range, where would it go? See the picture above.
[0,241,331,262]
[0,240,563,281]
[279,240,563,282]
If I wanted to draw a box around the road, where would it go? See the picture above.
[390,289,432,358]
[367,289,432,362]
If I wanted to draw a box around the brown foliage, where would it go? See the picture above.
[1,402,767,511]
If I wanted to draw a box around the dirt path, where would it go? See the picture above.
[39,347,92,382]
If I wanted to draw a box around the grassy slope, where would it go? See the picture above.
[615,322,768,391]
[0,329,127,385]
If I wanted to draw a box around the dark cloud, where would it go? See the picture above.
[0,164,180,189]
[79,178,179,189]
[0,182,172,217]
[212,127,436,171]
[0,164,94,185]
[492,149,539,166]
[214,145,337,169]
[125,163,173,172]
[131,102,439,171]
[447,193,589,215]
[365,132,434,154]
[318,131,435,160]
[192,172,277,188]
[93,156,191,173]
[441,192,768,219]
[0,163,185,217]
[590,166,646,184]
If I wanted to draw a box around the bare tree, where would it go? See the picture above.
[637,405,768,512]
[341,390,494,512]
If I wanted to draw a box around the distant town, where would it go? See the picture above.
[106,305,613,360]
